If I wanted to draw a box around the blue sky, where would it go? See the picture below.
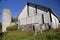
[0,0,60,22]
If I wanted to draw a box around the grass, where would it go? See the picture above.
[0,27,60,40]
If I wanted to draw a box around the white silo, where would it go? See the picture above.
[2,9,11,32]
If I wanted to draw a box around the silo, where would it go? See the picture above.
[2,9,11,32]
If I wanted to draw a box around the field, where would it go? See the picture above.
[0,27,60,40]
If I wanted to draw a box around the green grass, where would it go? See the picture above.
[0,29,60,40]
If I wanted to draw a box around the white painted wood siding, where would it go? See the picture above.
[51,13,59,29]
[29,4,36,16]
[26,17,32,24]
[18,4,49,25]
[44,12,50,23]
[20,18,27,25]
[32,15,42,24]
[18,5,28,19]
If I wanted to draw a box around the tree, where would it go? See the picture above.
[59,20,60,23]
[11,18,18,23]
[0,22,2,30]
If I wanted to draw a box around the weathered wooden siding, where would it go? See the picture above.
[18,3,50,31]
[44,12,50,23]
[29,4,36,16]
[26,17,32,24]
[18,5,28,19]
[20,18,27,25]
[51,13,59,29]
[18,3,59,32]
[18,5,28,29]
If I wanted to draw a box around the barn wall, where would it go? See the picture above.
[29,4,36,16]
[51,13,59,29]
[18,4,51,31]
[37,5,51,24]
[18,5,28,19]
[20,18,27,25]
[32,15,42,24]
[29,4,49,24]
[44,12,50,24]
[26,17,32,24]
[18,4,49,25]
[18,5,28,29]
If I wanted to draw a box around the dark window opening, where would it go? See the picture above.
[49,13,52,22]
[48,9,52,22]
[42,14,44,24]
[27,3,29,16]
[49,25,51,29]
[33,25,35,32]
[35,5,37,14]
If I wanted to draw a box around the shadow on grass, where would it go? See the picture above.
[0,32,4,40]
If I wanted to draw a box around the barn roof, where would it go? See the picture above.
[17,2,59,20]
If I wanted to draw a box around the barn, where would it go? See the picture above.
[18,2,59,32]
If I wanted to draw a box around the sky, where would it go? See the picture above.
[0,0,60,22]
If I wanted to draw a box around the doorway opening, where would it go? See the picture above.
[33,25,35,32]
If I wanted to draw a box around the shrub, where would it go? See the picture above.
[11,18,18,23]
[6,24,18,31]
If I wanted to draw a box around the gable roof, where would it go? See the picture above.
[17,2,59,20]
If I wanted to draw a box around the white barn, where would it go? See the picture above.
[18,2,59,32]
